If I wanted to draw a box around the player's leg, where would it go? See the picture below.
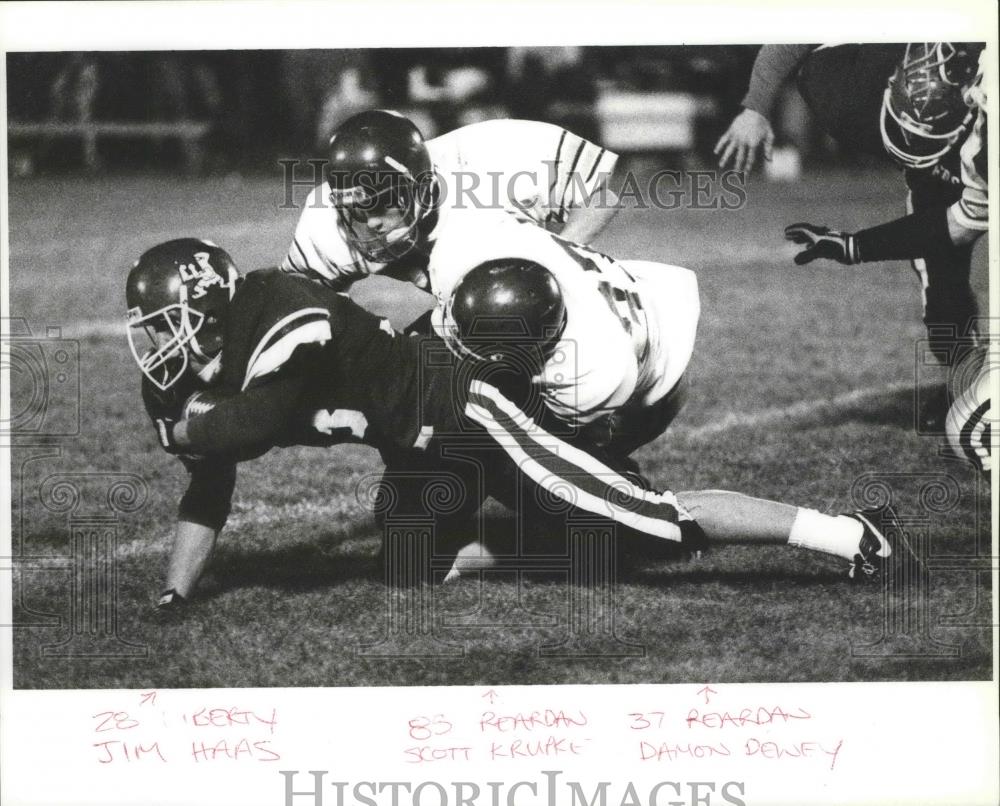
[374,443,486,584]
[602,376,689,462]
[676,489,905,580]
[905,164,980,428]
[905,161,979,363]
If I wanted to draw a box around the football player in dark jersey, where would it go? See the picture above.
[719,44,987,428]
[128,239,915,613]
[782,43,987,428]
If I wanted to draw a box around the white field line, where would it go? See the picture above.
[671,380,914,440]
[114,500,377,560]
[59,320,128,339]
[8,220,277,260]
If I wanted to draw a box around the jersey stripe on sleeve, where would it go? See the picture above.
[547,128,569,201]
[242,308,332,390]
[556,137,588,216]
[290,238,312,271]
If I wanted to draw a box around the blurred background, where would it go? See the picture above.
[6,46,873,177]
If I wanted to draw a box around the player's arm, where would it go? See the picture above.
[161,281,331,455]
[784,206,985,265]
[159,457,237,611]
[161,521,217,606]
[280,186,358,290]
[544,126,620,244]
[559,186,620,245]
[715,44,813,172]
[377,251,433,290]
[787,106,987,262]
[166,374,308,455]
[142,378,238,612]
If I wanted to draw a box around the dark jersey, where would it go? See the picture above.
[184,269,459,454]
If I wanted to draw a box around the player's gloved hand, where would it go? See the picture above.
[784,222,860,265]
[154,588,187,621]
[142,373,186,419]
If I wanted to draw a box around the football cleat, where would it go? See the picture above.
[154,588,188,622]
[845,505,916,582]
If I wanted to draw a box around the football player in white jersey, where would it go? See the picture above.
[430,208,699,459]
[280,109,619,291]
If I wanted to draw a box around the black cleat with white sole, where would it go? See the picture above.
[846,506,919,583]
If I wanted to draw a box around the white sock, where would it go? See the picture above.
[787,508,863,561]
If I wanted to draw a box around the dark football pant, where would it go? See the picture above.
[374,427,693,585]
[905,161,981,368]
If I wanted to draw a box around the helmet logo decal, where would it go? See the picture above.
[179,251,234,300]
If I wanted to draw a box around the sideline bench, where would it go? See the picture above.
[8,120,211,173]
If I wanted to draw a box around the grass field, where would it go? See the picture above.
[7,163,993,688]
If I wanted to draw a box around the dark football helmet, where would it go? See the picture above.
[880,42,983,169]
[326,109,437,262]
[442,258,567,365]
[126,238,240,390]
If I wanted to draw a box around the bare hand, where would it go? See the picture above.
[714,108,775,173]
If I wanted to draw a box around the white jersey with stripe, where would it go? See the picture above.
[279,119,617,289]
[951,76,987,232]
[428,208,699,424]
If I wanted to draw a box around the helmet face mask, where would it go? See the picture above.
[125,239,239,391]
[330,175,430,263]
[127,297,204,390]
[326,110,437,263]
[880,42,981,169]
